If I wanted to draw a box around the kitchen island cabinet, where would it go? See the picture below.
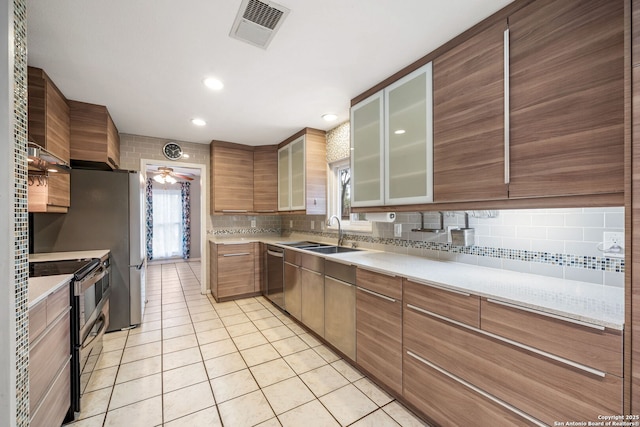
[69,100,120,170]
[29,278,71,427]
[209,242,259,302]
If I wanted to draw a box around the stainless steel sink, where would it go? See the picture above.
[305,246,362,254]
[279,241,324,248]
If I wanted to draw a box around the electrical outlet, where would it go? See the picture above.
[394,224,402,237]
[603,232,624,257]
[310,220,314,230]
[289,220,293,228]
[250,219,256,228]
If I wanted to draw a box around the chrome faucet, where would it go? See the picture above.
[328,215,344,246]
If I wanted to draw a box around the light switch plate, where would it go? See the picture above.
[250,219,256,228]
[310,220,314,230]
[394,224,402,237]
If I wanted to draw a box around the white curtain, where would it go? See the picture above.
[152,186,183,259]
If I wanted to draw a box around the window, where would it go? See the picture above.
[152,186,183,259]
[328,159,371,232]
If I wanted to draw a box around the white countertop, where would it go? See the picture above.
[29,275,72,308]
[30,249,110,262]
[209,234,624,330]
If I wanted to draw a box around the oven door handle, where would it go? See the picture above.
[81,312,107,351]
[75,267,107,296]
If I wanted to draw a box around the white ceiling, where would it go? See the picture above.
[26,0,514,147]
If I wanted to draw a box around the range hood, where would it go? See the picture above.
[27,141,71,174]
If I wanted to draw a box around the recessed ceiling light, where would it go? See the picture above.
[204,77,224,91]
[394,129,406,135]
[191,118,206,126]
[322,113,338,122]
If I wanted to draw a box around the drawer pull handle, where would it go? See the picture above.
[361,267,397,278]
[486,299,606,331]
[406,351,546,427]
[503,27,510,185]
[221,209,249,213]
[222,253,250,257]
[301,267,322,276]
[408,279,471,297]
[406,304,607,378]
[326,277,354,288]
[357,286,396,303]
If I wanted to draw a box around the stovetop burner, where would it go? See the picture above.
[29,258,100,280]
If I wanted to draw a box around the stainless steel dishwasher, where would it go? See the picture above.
[324,260,356,360]
[265,245,285,310]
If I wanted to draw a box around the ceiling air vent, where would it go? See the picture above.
[229,0,290,49]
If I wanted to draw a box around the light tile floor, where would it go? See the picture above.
[63,261,429,427]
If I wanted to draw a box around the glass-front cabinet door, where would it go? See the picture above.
[350,92,384,207]
[290,137,306,210]
[277,145,290,211]
[384,62,433,205]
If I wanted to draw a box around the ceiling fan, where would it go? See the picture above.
[151,166,194,184]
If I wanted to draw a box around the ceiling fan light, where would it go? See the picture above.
[154,174,165,184]
[166,176,177,184]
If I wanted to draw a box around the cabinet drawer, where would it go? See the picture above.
[357,268,402,300]
[29,300,47,344]
[29,310,70,413]
[404,305,623,425]
[356,287,402,395]
[404,279,479,327]
[481,298,622,376]
[30,359,70,427]
[47,284,70,324]
[403,351,539,427]
[217,243,254,256]
[300,252,323,273]
[217,255,255,298]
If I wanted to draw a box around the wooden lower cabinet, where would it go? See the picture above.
[210,242,258,301]
[404,279,479,327]
[404,303,623,425]
[29,282,71,427]
[355,269,403,395]
[403,351,538,427]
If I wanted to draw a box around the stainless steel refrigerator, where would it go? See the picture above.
[33,168,147,332]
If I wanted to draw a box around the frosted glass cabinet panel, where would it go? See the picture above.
[384,62,433,205]
[350,62,433,208]
[278,145,290,211]
[290,137,305,210]
[278,136,305,211]
[350,92,384,207]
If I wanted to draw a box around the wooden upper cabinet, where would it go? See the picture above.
[253,145,278,213]
[211,141,254,213]
[508,0,624,199]
[68,100,120,170]
[28,67,71,213]
[28,67,70,163]
[433,21,508,203]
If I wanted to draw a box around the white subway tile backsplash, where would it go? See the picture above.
[490,225,517,238]
[531,213,565,227]
[565,241,601,258]
[604,271,624,288]
[516,226,547,240]
[502,259,531,274]
[564,213,605,228]
[564,267,604,285]
[501,237,531,251]
[529,263,564,279]
[547,227,583,241]
[605,212,624,228]
[477,256,503,269]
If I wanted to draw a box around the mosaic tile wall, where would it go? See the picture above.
[15,0,29,424]
[209,215,281,236]
[326,121,350,164]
